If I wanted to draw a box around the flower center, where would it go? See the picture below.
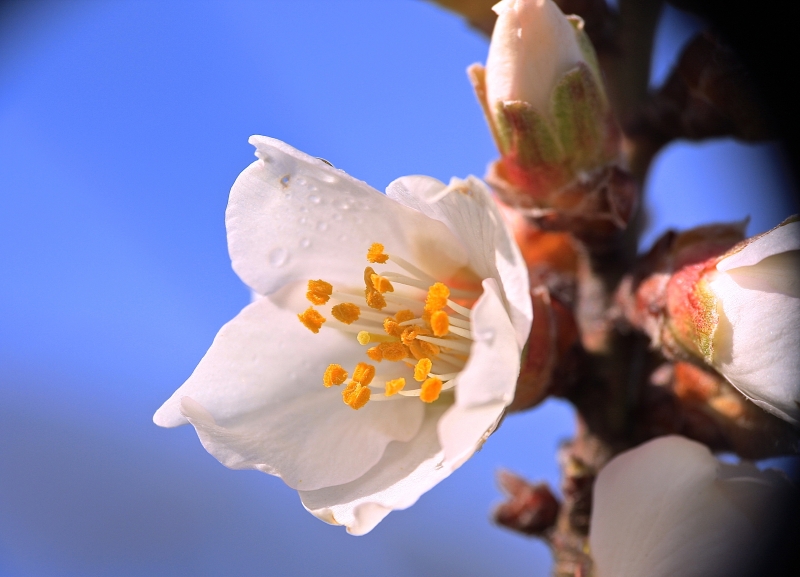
[298,242,481,409]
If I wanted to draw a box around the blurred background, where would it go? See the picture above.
[0,1,796,576]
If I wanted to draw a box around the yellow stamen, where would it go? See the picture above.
[352,362,376,386]
[394,309,415,323]
[365,287,387,310]
[378,341,410,362]
[322,364,348,387]
[370,273,394,293]
[367,243,389,264]
[401,325,430,346]
[409,339,440,360]
[357,331,398,345]
[430,310,449,337]
[424,282,450,314]
[331,302,361,324]
[298,307,326,333]
[342,381,371,409]
[383,317,403,337]
[366,346,383,362]
[385,378,405,397]
[306,279,333,305]
[420,377,443,403]
[414,358,432,382]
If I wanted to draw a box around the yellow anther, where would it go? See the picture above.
[352,362,376,387]
[323,364,348,388]
[378,341,410,362]
[394,309,415,323]
[366,346,383,362]
[342,381,371,410]
[363,266,377,287]
[409,339,440,360]
[401,325,430,346]
[383,317,403,337]
[370,273,394,293]
[298,307,326,334]
[424,282,450,314]
[365,288,387,310]
[420,377,443,403]
[306,279,333,305]
[430,310,450,337]
[385,378,405,397]
[331,302,361,324]
[414,358,432,382]
[357,331,397,345]
[367,243,389,264]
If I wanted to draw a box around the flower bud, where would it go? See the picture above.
[469,0,619,208]
[666,218,800,424]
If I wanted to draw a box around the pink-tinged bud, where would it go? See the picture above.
[469,0,621,211]
[631,218,800,424]
[701,217,800,424]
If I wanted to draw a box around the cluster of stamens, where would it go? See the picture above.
[298,242,480,409]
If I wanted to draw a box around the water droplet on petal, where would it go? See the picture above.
[308,184,318,192]
[337,198,352,210]
[309,194,321,204]
[475,328,495,345]
[321,174,337,184]
[280,174,291,188]
[316,221,328,232]
[299,238,311,248]
[298,216,307,225]
[296,176,307,185]
[268,247,289,267]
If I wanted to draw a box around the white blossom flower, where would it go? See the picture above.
[590,436,791,577]
[153,136,532,535]
[707,218,800,424]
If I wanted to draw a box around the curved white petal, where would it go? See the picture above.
[387,175,532,348]
[455,278,520,407]
[299,405,449,535]
[227,136,468,295]
[709,268,800,424]
[154,294,424,491]
[718,220,800,272]
[590,436,787,577]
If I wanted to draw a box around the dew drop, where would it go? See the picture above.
[309,194,321,204]
[298,216,307,225]
[280,174,291,188]
[308,184,318,192]
[268,247,289,267]
[475,328,495,345]
[316,221,328,232]
[337,198,352,210]
[296,176,307,185]
[299,238,311,248]
[321,174,337,184]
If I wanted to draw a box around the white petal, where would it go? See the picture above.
[299,405,450,535]
[709,270,800,423]
[386,175,532,348]
[153,294,424,491]
[718,220,800,271]
[590,436,785,577]
[227,136,467,295]
[455,278,520,407]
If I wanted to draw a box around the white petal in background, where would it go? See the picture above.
[590,436,793,577]
[1,1,797,576]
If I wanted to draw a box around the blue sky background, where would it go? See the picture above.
[0,1,796,576]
